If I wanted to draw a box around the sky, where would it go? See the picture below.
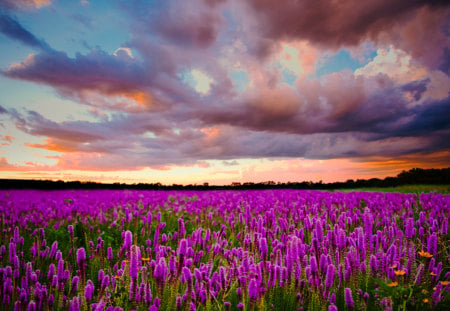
[0,0,449,185]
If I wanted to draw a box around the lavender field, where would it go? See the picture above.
[0,190,449,310]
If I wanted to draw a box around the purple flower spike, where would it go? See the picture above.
[248,278,258,300]
[310,256,318,274]
[427,233,437,255]
[71,276,79,292]
[181,266,192,283]
[130,245,140,280]
[344,288,354,308]
[325,264,335,288]
[330,293,336,304]
[178,239,188,257]
[27,301,36,311]
[329,305,338,311]
[124,230,133,249]
[259,238,268,258]
[84,280,94,301]
[76,248,86,267]
[107,247,113,261]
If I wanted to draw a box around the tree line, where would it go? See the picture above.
[0,167,448,190]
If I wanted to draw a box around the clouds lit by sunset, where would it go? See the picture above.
[0,0,449,184]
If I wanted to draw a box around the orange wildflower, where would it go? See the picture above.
[387,282,398,287]
[440,281,449,286]
[391,264,398,269]
[123,260,130,263]
[430,272,437,276]
[418,251,433,258]
[394,270,406,276]
[423,299,429,303]
[141,257,150,261]
[114,275,121,279]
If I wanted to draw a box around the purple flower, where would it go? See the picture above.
[154,257,168,284]
[94,299,106,311]
[49,241,58,258]
[124,230,133,249]
[102,275,110,288]
[259,238,268,258]
[325,264,335,288]
[68,225,74,236]
[248,278,258,300]
[107,247,113,261]
[178,218,186,238]
[181,266,192,283]
[76,248,86,267]
[178,239,188,257]
[345,288,354,308]
[330,293,336,304]
[130,245,140,280]
[84,280,94,301]
[427,233,437,255]
[310,256,318,274]
[27,301,36,311]
[71,276,79,292]
[328,305,338,311]
[57,259,64,281]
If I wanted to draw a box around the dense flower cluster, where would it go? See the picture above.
[0,190,448,310]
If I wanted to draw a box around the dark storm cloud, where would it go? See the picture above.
[0,13,51,50]
[244,0,446,47]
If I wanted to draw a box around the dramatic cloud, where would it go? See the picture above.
[0,13,51,50]
[0,0,51,10]
[244,1,449,52]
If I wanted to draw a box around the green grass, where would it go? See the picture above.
[340,184,450,194]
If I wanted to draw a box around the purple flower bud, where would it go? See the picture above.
[310,256,318,274]
[94,299,106,311]
[68,225,74,236]
[248,278,258,300]
[107,247,113,261]
[57,259,64,281]
[27,301,36,311]
[130,245,140,280]
[47,263,55,281]
[330,293,336,304]
[124,230,132,249]
[72,276,79,292]
[178,239,188,257]
[98,269,105,283]
[344,288,354,308]
[427,233,437,255]
[236,287,242,298]
[84,280,94,301]
[237,302,244,309]
[176,295,182,308]
[76,248,86,267]
[328,305,338,311]
[102,275,110,288]
[181,266,191,283]
[363,292,369,301]
[259,238,268,258]
[325,264,335,288]
[49,241,58,258]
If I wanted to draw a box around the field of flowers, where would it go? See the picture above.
[0,189,448,310]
